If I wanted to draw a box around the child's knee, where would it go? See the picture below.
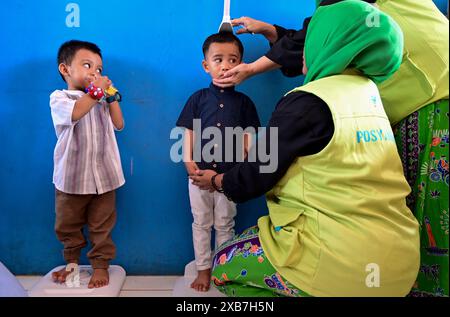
[192,219,213,230]
[214,218,235,231]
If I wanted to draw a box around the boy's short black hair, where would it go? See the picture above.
[57,40,102,82]
[202,33,244,60]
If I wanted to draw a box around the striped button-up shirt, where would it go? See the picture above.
[50,89,125,194]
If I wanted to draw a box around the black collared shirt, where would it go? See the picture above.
[176,83,261,174]
[265,0,376,77]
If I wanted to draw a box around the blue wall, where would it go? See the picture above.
[0,0,314,275]
[0,0,447,275]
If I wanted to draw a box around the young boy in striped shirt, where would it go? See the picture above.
[49,40,125,288]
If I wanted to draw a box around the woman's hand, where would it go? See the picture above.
[213,63,255,87]
[213,56,281,88]
[190,169,217,191]
[232,17,278,43]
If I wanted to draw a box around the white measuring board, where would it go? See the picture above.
[172,260,226,297]
[29,265,126,297]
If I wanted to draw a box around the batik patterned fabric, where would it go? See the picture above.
[211,226,310,297]
[394,99,449,297]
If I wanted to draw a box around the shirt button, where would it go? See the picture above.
[219,104,224,108]
[214,144,218,148]
[217,123,221,127]
[220,89,224,93]
[213,164,217,168]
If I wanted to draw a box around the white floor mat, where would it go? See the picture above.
[172,261,225,297]
[29,265,126,297]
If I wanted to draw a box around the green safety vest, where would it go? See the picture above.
[258,75,420,296]
[376,0,449,124]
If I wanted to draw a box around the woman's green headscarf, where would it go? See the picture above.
[304,0,403,85]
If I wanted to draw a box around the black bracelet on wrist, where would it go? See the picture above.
[211,173,224,193]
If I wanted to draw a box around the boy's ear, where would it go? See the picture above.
[201,60,210,73]
[58,63,69,78]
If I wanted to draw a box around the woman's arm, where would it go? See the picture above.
[190,92,334,203]
[232,17,279,43]
[265,18,312,78]
[222,93,334,203]
[213,56,281,88]
[218,17,311,85]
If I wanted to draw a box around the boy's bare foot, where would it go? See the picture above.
[190,269,211,292]
[88,268,109,288]
[52,264,77,284]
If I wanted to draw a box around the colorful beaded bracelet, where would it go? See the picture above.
[85,84,105,101]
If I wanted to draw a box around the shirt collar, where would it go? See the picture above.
[209,82,235,96]
[63,89,85,96]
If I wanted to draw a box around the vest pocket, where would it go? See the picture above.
[267,197,305,231]
[271,213,306,267]
[266,202,306,267]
